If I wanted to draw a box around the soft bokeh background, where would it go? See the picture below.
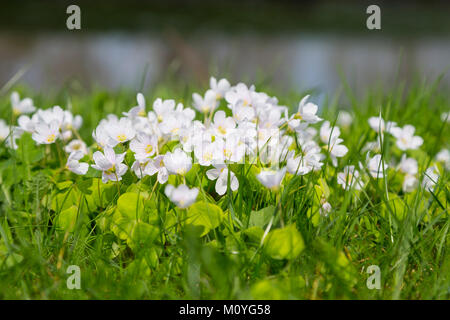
[1,0,449,97]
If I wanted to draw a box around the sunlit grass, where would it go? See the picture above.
[0,77,448,300]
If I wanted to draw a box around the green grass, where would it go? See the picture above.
[0,77,448,300]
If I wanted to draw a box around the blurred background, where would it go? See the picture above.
[0,0,449,97]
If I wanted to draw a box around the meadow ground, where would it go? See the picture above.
[0,76,448,299]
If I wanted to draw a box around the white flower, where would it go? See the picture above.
[256,167,286,190]
[320,201,332,217]
[259,134,293,166]
[151,98,176,122]
[368,116,397,134]
[436,148,450,170]
[441,112,449,123]
[390,125,423,151]
[92,123,115,149]
[163,148,192,176]
[402,174,418,193]
[206,164,239,195]
[17,115,36,132]
[296,126,317,144]
[194,141,222,167]
[367,154,388,178]
[320,121,341,144]
[159,113,187,138]
[35,106,65,127]
[0,121,22,150]
[105,117,136,145]
[258,108,284,130]
[131,159,153,179]
[326,137,348,167]
[231,103,256,122]
[217,133,246,163]
[422,166,439,192]
[287,141,323,175]
[11,92,35,115]
[179,121,208,153]
[124,93,147,118]
[66,151,89,175]
[164,184,198,208]
[337,165,362,190]
[210,77,230,99]
[31,120,60,145]
[64,139,88,155]
[362,139,382,153]
[192,89,217,114]
[130,133,157,161]
[225,83,254,108]
[60,111,83,139]
[211,111,236,138]
[91,146,128,183]
[397,154,418,175]
[0,119,10,142]
[337,110,353,127]
[294,95,322,124]
[146,155,169,184]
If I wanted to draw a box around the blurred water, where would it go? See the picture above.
[1,32,449,95]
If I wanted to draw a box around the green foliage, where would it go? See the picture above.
[0,81,448,300]
[184,201,223,237]
[263,224,305,260]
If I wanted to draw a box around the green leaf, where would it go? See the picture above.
[382,193,408,220]
[56,205,87,232]
[248,205,275,228]
[77,178,93,195]
[16,132,44,164]
[242,226,264,244]
[56,181,73,190]
[185,201,223,237]
[251,279,285,300]
[314,178,330,201]
[127,221,160,252]
[263,224,305,260]
[111,210,136,240]
[125,258,151,278]
[51,188,79,212]
[117,192,145,220]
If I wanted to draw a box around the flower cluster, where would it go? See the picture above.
[1,80,447,210]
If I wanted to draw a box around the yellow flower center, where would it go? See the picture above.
[105,164,116,175]
[218,126,227,135]
[203,153,213,162]
[294,113,303,120]
[223,148,232,158]
[145,144,153,154]
[117,134,127,142]
[46,134,56,143]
